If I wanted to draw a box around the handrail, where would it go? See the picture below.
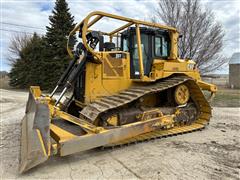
[67,11,178,80]
[67,11,177,58]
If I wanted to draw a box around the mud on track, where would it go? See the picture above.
[1,89,240,179]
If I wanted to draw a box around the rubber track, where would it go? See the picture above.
[80,76,212,147]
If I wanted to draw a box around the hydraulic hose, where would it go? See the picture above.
[50,58,77,98]
[55,54,87,106]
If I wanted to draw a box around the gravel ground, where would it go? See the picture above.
[1,89,240,180]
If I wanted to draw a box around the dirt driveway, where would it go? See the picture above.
[1,89,240,179]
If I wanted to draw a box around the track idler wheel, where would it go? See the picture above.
[174,84,190,105]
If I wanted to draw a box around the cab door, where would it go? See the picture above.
[130,33,153,79]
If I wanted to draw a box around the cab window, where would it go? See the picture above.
[154,36,169,57]
[122,37,129,52]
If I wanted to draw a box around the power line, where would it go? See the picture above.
[0,22,45,30]
[0,28,44,35]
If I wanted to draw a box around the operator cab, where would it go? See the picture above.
[121,27,171,79]
[72,26,171,79]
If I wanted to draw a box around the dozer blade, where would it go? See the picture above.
[19,88,50,173]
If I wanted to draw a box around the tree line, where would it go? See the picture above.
[8,0,75,90]
[153,0,226,74]
[8,0,226,90]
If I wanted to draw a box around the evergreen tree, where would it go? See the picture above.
[44,0,76,90]
[9,0,76,90]
[9,33,46,89]
[9,58,27,88]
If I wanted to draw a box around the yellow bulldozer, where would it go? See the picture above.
[19,11,217,173]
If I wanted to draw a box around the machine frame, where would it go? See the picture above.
[19,11,217,173]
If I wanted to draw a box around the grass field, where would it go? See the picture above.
[210,86,240,107]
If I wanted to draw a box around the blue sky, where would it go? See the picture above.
[1,0,240,74]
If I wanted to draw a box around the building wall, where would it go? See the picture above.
[229,64,240,89]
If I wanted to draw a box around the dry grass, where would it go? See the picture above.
[210,86,240,107]
[0,77,11,89]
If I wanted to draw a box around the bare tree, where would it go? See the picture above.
[8,33,31,65]
[153,0,227,74]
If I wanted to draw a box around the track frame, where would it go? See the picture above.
[49,76,211,155]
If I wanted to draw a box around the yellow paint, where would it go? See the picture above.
[54,107,99,133]
[136,24,144,79]
[50,123,76,142]
[82,53,205,103]
[107,115,118,126]
[36,129,48,156]
[30,86,42,98]
[174,84,190,105]
[84,52,132,103]
[150,59,201,81]
[197,80,217,93]
[169,32,179,60]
